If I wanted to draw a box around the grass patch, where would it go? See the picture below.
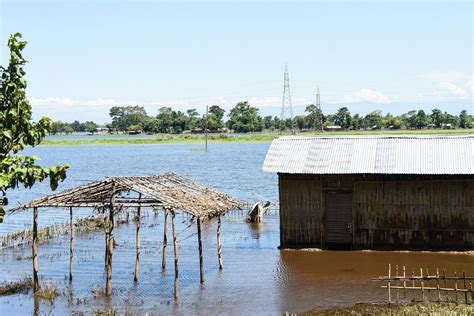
[35,282,58,301]
[41,129,474,146]
[0,276,33,295]
[297,302,474,315]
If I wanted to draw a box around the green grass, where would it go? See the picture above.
[41,129,474,146]
[0,277,33,295]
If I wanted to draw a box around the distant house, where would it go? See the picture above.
[323,125,342,131]
[262,136,474,250]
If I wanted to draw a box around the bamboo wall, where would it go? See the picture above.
[278,174,474,250]
[279,174,323,247]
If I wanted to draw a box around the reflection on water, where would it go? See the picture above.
[0,143,473,315]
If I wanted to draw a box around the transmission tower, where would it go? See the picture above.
[281,63,294,133]
[316,86,323,132]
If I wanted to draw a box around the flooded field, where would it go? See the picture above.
[1,142,473,315]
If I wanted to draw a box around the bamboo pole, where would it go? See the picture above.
[396,265,399,303]
[388,264,391,304]
[436,268,441,302]
[69,206,74,282]
[32,207,39,293]
[455,270,458,302]
[403,265,407,301]
[134,193,142,282]
[197,217,204,283]
[421,268,425,301]
[443,269,447,301]
[105,187,116,296]
[217,215,223,270]
[162,208,168,270]
[463,271,468,304]
[171,209,179,299]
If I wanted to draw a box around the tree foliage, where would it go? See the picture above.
[226,101,263,133]
[0,33,69,222]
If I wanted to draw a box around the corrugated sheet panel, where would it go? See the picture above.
[262,135,474,175]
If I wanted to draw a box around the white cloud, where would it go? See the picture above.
[340,88,393,104]
[419,71,472,99]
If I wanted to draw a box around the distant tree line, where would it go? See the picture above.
[48,102,473,135]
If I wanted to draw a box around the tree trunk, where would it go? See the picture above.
[33,207,39,292]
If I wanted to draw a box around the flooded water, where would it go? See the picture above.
[1,142,473,315]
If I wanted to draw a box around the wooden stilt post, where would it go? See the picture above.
[105,185,116,296]
[134,193,142,282]
[217,215,223,270]
[162,208,168,270]
[197,216,204,283]
[32,207,39,293]
[69,206,74,282]
[171,209,179,299]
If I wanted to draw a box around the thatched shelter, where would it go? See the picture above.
[11,172,243,298]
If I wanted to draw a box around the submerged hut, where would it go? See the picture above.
[263,135,474,250]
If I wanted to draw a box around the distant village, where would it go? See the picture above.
[48,103,473,135]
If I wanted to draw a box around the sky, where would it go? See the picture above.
[1,0,473,123]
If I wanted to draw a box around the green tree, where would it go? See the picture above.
[63,124,74,134]
[402,110,418,129]
[50,120,65,135]
[414,110,428,129]
[333,107,352,129]
[208,105,225,131]
[84,121,98,134]
[70,120,85,132]
[171,110,187,133]
[364,110,383,129]
[109,105,147,132]
[304,104,324,131]
[443,112,459,128]
[459,110,471,128]
[0,33,68,221]
[156,107,173,133]
[263,115,274,130]
[430,109,444,128]
[186,108,200,130]
[350,113,363,130]
[142,116,160,134]
[294,115,305,131]
[226,101,263,133]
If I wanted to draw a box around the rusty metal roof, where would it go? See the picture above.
[262,135,474,175]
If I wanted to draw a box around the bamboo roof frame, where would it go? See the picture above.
[11,172,243,219]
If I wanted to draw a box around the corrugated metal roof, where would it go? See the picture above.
[262,135,474,175]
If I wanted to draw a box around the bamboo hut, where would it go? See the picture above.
[263,135,474,250]
[10,172,243,297]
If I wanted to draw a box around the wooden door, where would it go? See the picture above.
[324,192,352,249]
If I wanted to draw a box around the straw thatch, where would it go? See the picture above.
[11,172,243,219]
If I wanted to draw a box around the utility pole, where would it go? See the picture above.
[205,105,208,151]
[281,63,294,134]
[316,86,323,132]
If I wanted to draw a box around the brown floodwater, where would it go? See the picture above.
[1,210,473,315]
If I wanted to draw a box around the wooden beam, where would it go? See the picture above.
[162,208,168,270]
[105,186,116,296]
[134,193,142,282]
[197,217,204,283]
[171,209,179,299]
[217,215,223,270]
[69,206,74,281]
[33,207,39,292]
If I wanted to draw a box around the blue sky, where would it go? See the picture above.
[1,0,472,123]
